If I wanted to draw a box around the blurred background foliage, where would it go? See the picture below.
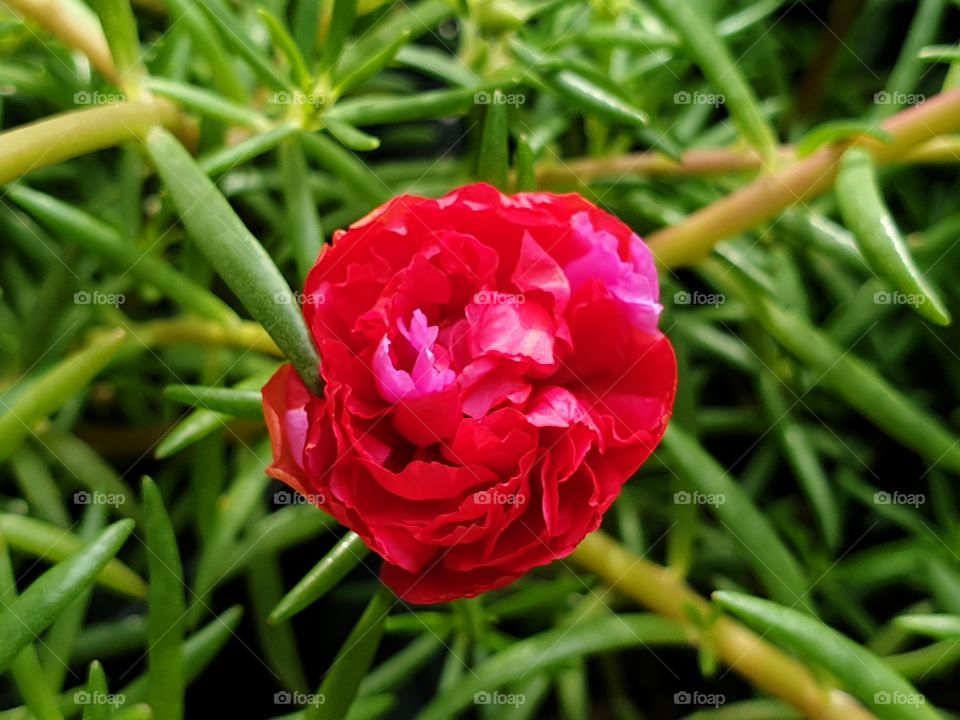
[1,0,960,718]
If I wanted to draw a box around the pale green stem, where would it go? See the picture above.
[0,100,179,186]
[535,135,960,186]
[648,88,960,268]
[4,0,119,84]
[121,318,282,357]
[572,532,876,720]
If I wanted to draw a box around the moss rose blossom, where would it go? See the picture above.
[263,183,677,603]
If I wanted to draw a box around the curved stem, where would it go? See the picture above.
[0,100,179,186]
[535,134,960,187]
[4,0,118,84]
[571,532,875,720]
[902,135,960,164]
[647,88,960,268]
[535,147,776,184]
[128,318,282,356]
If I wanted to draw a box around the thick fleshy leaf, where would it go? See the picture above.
[309,587,393,720]
[417,614,687,719]
[144,128,321,393]
[143,477,186,720]
[0,520,135,673]
[269,532,370,623]
[714,592,940,720]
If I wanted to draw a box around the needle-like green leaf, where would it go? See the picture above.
[714,592,939,720]
[661,425,815,614]
[89,0,141,80]
[0,519,135,673]
[0,533,64,720]
[709,261,960,472]
[0,514,145,597]
[144,128,322,394]
[650,0,777,157]
[117,606,244,705]
[309,586,393,720]
[258,8,313,90]
[6,185,237,324]
[417,614,687,720]
[477,91,509,188]
[318,0,358,77]
[795,121,891,157]
[514,133,536,191]
[163,384,263,419]
[836,147,950,325]
[80,661,110,720]
[143,477,186,720]
[143,77,269,128]
[269,532,370,623]
[280,139,325,281]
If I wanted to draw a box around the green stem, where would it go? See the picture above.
[534,135,960,186]
[123,318,282,356]
[0,100,178,186]
[648,88,960,268]
[570,532,875,720]
[5,0,118,84]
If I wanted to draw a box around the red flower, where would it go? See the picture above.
[262,183,676,604]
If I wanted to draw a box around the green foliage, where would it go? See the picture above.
[1,0,959,717]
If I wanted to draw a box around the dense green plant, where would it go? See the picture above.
[1,0,959,718]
